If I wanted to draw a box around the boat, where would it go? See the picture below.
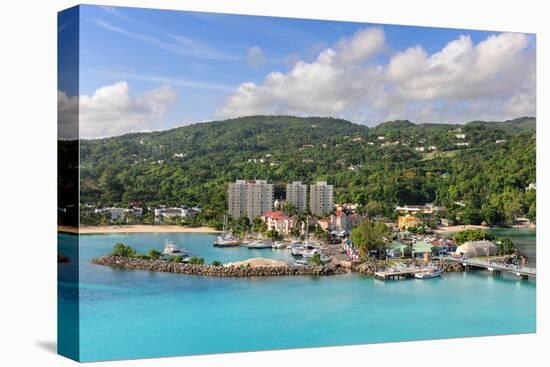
[294,259,308,267]
[289,243,304,256]
[320,254,331,263]
[414,268,443,279]
[246,241,273,249]
[213,214,242,247]
[302,248,320,259]
[272,242,287,249]
[162,241,190,259]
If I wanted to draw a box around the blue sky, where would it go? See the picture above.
[60,5,535,138]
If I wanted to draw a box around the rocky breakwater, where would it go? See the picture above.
[92,256,348,277]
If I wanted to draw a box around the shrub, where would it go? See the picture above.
[309,253,322,266]
[171,256,183,263]
[189,256,205,265]
[211,260,222,267]
[147,249,162,259]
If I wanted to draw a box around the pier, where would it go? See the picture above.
[442,257,536,279]
[374,268,422,280]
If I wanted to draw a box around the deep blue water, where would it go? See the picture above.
[58,232,536,362]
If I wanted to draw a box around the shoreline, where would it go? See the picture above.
[60,225,221,235]
[434,224,536,235]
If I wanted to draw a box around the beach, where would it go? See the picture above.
[434,224,489,235]
[60,225,221,234]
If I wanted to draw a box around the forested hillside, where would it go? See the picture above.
[79,115,536,225]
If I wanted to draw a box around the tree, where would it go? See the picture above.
[282,202,298,216]
[350,220,390,259]
[495,238,515,255]
[266,229,279,239]
[147,249,161,259]
[111,243,136,257]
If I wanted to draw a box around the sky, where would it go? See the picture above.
[58,5,536,138]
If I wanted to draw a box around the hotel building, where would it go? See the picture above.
[285,181,308,213]
[228,180,274,222]
[309,181,333,216]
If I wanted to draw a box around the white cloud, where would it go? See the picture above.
[58,82,178,139]
[247,46,266,68]
[217,28,535,124]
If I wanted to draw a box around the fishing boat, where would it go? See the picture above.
[213,214,242,247]
[162,241,190,259]
[414,268,443,279]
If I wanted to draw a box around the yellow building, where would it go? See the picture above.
[398,214,422,229]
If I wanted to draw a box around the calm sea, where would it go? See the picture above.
[58,231,536,362]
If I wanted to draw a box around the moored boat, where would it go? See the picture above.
[162,241,190,260]
[414,268,443,279]
[246,240,273,249]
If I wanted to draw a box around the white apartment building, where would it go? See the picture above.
[309,181,333,216]
[286,181,308,213]
[228,180,274,222]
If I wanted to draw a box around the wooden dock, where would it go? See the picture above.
[374,268,422,280]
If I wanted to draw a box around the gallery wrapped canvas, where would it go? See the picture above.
[58,4,536,362]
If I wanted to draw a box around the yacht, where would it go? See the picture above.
[302,248,320,259]
[162,241,190,258]
[414,268,443,279]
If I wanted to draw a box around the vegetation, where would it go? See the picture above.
[110,243,137,257]
[453,229,491,245]
[350,220,391,259]
[309,253,323,266]
[211,260,222,267]
[189,256,205,265]
[79,115,535,227]
[147,249,162,259]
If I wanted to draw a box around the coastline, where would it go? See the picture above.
[434,223,535,235]
[61,225,221,235]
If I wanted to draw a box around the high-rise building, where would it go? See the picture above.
[228,180,274,222]
[309,181,333,215]
[285,181,307,213]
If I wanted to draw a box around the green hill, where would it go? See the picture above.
[79,115,536,226]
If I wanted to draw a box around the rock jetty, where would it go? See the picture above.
[93,256,348,277]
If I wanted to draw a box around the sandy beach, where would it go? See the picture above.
[434,225,489,235]
[60,225,221,234]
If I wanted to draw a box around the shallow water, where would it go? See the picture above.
[58,232,536,362]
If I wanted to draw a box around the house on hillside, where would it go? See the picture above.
[330,210,349,233]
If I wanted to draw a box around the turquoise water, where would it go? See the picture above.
[58,232,536,362]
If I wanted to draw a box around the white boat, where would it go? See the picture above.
[247,241,272,249]
[162,241,190,258]
[320,254,331,263]
[214,214,242,247]
[302,248,320,259]
[414,268,443,279]
[272,242,287,249]
[294,259,308,267]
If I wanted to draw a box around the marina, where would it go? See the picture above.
[59,231,535,362]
